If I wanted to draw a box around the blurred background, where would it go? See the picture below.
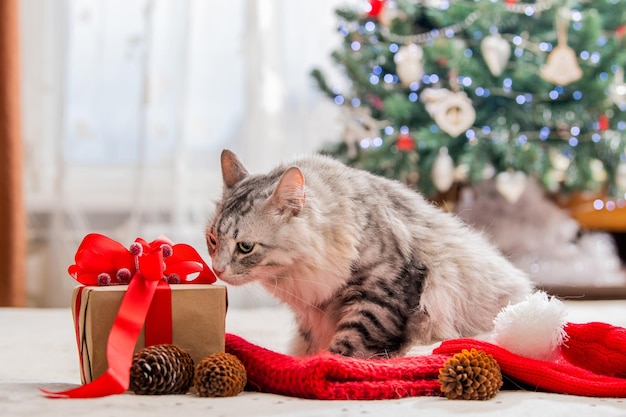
[5,0,626,309]
[20,0,347,307]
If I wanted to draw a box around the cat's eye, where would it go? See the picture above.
[237,242,255,254]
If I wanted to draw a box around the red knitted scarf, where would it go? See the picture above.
[225,322,626,400]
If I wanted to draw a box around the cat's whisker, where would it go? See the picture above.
[288,276,337,288]
[368,350,391,360]
[263,276,327,316]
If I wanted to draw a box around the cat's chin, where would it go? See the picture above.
[216,274,257,287]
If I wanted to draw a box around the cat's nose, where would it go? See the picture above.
[212,265,225,276]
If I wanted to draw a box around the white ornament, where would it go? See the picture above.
[540,8,583,86]
[616,162,626,190]
[549,149,571,172]
[431,147,455,192]
[540,45,583,86]
[342,107,384,157]
[421,88,476,137]
[423,0,447,7]
[394,44,424,87]
[454,163,469,182]
[548,150,570,183]
[482,164,496,180]
[589,159,607,183]
[495,170,527,204]
[544,169,563,192]
[609,68,626,109]
[378,1,401,28]
[480,34,511,76]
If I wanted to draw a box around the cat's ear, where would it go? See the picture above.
[267,167,306,216]
[221,149,249,188]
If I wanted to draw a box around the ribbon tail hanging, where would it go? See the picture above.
[40,370,127,399]
[41,271,160,398]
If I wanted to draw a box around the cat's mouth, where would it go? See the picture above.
[214,271,257,286]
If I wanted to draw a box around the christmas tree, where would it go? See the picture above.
[312,0,626,206]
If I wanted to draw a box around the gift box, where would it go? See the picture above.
[41,233,223,399]
[72,284,227,384]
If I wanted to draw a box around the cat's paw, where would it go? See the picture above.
[328,339,357,357]
[329,340,400,359]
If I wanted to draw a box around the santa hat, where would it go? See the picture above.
[436,291,626,397]
[225,292,626,400]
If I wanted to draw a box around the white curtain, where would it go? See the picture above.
[21,0,351,307]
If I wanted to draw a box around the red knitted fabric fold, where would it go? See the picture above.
[225,334,447,400]
[226,321,626,400]
[435,326,626,398]
[561,322,626,378]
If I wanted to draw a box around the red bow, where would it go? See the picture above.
[42,234,216,399]
[67,233,216,286]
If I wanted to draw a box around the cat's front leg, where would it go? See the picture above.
[327,307,409,359]
[290,309,337,356]
[289,326,314,357]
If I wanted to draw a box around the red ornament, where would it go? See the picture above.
[366,94,384,111]
[367,0,385,18]
[616,25,626,39]
[598,114,610,131]
[396,133,415,152]
[436,57,448,68]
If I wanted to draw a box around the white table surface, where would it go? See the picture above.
[1,300,626,417]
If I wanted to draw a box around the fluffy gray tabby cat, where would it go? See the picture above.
[207,150,534,359]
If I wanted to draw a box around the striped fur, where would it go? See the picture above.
[206,150,534,359]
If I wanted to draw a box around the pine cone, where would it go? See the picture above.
[194,352,247,397]
[129,344,195,395]
[438,348,503,400]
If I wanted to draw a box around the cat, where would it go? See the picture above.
[206,149,534,359]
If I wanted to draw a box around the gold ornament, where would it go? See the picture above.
[421,88,476,137]
[540,8,583,86]
[480,34,511,76]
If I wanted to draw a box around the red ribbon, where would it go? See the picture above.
[41,234,216,399]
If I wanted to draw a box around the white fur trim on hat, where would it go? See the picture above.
[492,291,569,361]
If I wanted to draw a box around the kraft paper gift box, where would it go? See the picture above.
[72,284,227,384]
